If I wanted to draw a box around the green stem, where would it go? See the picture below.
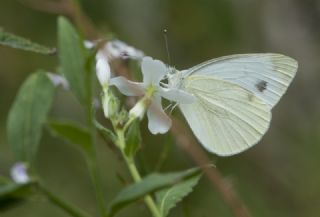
[38,183,92,217]
[117,130,162,217]
[123,116,137,132]
[126,158,162,217]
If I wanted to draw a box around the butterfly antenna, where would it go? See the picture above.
[163,29,172,67]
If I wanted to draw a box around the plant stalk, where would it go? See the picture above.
[117,129,162,217]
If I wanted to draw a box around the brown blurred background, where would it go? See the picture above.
[1,0,320,217]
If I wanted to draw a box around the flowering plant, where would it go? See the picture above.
[0,17,204,217]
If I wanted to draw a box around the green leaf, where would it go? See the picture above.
[0,182,34,199]
[94,120,116,143]
[108,167,201,216]
[48,120,92,154]
[7,71,55,163]
[156,174,202,217]
[0,179,35,211]
[0,176,10,184]
[0,28,56,55]
[124,120,141,158]
[57,16,90,105]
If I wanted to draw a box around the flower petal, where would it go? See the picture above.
[96,51,111,86]
[159,87,196,104]
[129,100,146,120]
[84,40,95,49]
[147,94,172,134]
[47,72,69,90]
[109,76,145,96]
[107,40,144,60]
[141,56,168,84]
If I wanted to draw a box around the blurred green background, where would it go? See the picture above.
[1,0,320,217]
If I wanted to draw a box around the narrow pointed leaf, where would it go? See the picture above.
[94,120,116,143]
[47,119,92,153]
[108,167,201,216]
[7,71,55,163]
[0,28,55,55]
[58,17,90,104]
[0,177,35,211]
[0,182,34,199]
[156,174,202,217]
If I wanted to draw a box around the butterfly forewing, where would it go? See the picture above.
[184,54,298,108]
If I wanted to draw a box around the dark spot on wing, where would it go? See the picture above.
[256,80,267,92]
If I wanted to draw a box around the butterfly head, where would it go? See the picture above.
[166,67,185,89]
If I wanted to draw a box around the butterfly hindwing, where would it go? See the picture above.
[179,76,272,156]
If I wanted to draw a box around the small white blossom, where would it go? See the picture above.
[110,56,195,134]
[107,40,144,60]
[90,39,146,120]
[85,40,110,87]
[47,72,69,90]
[95,39,145,87]
[10,162,30,184]
[84,40,95,49]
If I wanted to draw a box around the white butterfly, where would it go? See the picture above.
[168,53,298,156]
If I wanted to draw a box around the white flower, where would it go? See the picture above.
[84,40,95,49]
[47,72,69,90]
[10,162,30,184]
[107,40,144,60]
[110,56,195,134]
[95,39,145,87]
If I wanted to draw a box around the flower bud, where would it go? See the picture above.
[96,51,111,88]
[102,90,119,118]
[129,100,147,120]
